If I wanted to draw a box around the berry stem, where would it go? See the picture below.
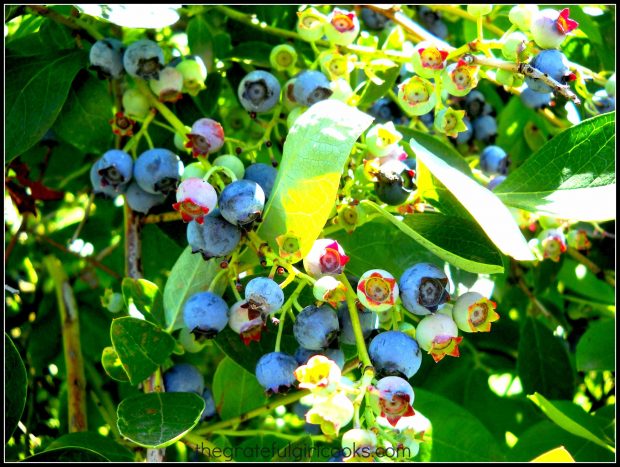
[203,165,238,184]
[135,79,189,137]
[476,16,484,42]
[123,109,157,155]
[338,273,372,369]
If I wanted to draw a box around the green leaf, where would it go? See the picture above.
[101,346,129,383]
[575,319,615,372]
[110,317,175,385]
[226,41,273,64]
[163,247,228,331]
[410,138,535,261]
[6,19,74,56]
[517,318,574,400]
[400,128,473,175]
[117,393,205,449]
[5,333,28,442]
[414,388,506,461]
[358,59,401,107]
[6,49,87,161]
[187,15,213,57]
[557,258,615,304]
[358,202,504,274]
[46,432,134,462]
[257,99,373,258]
[494,113,616,221]
[122,278,164,326]
[212,357,269,420]
[21,447,110,462]
[511,420,614,462]
[53,73,114,154]
[271,436,314,461]
[528,393,614,452]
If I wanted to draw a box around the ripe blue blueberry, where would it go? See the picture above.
[294,347,346,370]
[218,180,266,228]
[187,215,242,260]
[473,115,497,144]
[293,304,340,351]
[368,331,422,379]
[369,98,404,124]
[238,70,281,114]
[95,149,133,191]
[399,263,450,315]
[455,117,473,144]
[293,70,333,107]
[479,145,509,175]
[201,387,217,421]
[464,90,491,119]
[255,351,298,395]
[123,39,164,80]
[361,7,387,30]
[125,182,166,214]
[243,163,278,200]
[487,175,506,191]
[183,291,230,339]
[374,160,416,206]
[590,90,616,114]
[526,50,575,94]
[134,148,183,195]
[244,277,285,316]
[89,38,124,79]
[417,6,448,39]
[163,363,205,395]
[520,87,552,109]
[90,161,125,198]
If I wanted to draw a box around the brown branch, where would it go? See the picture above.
[43,256,88,433]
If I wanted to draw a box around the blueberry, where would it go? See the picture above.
[89,38,124,79]
[255,351,298,395]
[590,90,615,114]
[303,239,349,278]
[368,98,404,124]
[213,155,246,181]
[187,215,242,260]
[134,148,183,195]
[487,175,506,191]
[464,90,491,119]
[218,180,266,228]
[173,178,218,223]
[338,303,377,346]
[149,67,184,102]
[399,263,450,315]
[90,160,126,198]
[125,181,166,214]
[455,117,473,144]
[172,55,208,96]
[244,277,285,316]
[186,118,225,158]
[96,149,133,190]
[374,160,416,206]
[228,299,264,345]
[361,7,387,30]
[526,50,574,94]
[520,87,552,109]
[428,19,448,39]
[238,70,281,114]
[479,145,509,175]
[122,39,164,80]
[201,387,217,421]
[183,291,229,339]
[293,70,333,107]
[415,313,461,362]
[243,163,277,200]
[374,376,416,427]
[293,304,340,351]
[368,331,422,379]
[122,88,150,119]
[473,115,497,144]
[163,363,204,394]
[531,8,578,50]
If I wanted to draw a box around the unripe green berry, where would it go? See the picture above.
[270,44,298,72]
[213,155,245,181]
[509,4,539,31]
[101,289,124,313]
[496,68,517,87]
[175,58,208,96]
[174,125,192,152]
[122,88,150,119]
[501,31,528,61]
[467,5,493,17]
[182,162,207,181]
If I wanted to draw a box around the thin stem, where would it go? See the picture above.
[43,256,88,433]
[338,273,372,368]
[123,109,157,154]
[135,80,188,136]
[84,361,121,439]
[477,16,484,42]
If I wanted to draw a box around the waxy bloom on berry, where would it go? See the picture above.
[372,376,415,427]
[357,269,399,312]
[433,107,468,138]
[294,355,341,394]
[412,41,449,78]
[296,7,327,42]
[397,76,437,116]
[442,60,479,97]
[324,8,360,46]
[276,232,303,262]
[305,392,354,436]
[453,292,499,333]
[172,178,217,224]
[416,313,462,363]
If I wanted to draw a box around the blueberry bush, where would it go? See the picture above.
[5,4,616,463]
